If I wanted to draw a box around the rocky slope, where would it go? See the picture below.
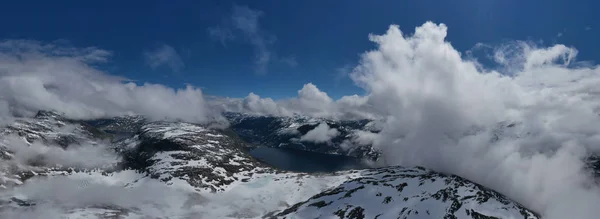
[85,115,146,134]
[118,121,271,192]
[1,111,110,148]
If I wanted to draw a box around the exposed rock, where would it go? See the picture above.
[119,121,271,192]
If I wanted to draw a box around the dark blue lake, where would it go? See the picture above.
[249,147,369,173]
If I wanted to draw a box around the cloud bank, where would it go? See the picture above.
[0,40,221,124]
[349,22,600,219]
[210,83,377,120]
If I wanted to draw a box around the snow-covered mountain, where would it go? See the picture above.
[0,111,541,218]
[117,121,272,192]
[85,115,147,134]
[275,167,539,219]
[1,111,110,148]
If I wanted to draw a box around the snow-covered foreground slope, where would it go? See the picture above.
[0,168,361,218]
[0,112,540,219]
[275,167,539,219]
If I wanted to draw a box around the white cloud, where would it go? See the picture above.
[0,40,222,124]
[523,44,576,69]
[209,83,378,120]
[242,92,291,116]
[296,83,334,111]
[143,44,184,72]
[300,123,339,143]
[349,22,600,219]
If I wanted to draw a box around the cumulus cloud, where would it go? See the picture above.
[297,83,333,108]
[349,22,600,219]
[242,92,291,116]
[299,123,339,143]
[143,44,184,72]
[209,4,296,74]
[0,40,221,124]
[210,83,378,120]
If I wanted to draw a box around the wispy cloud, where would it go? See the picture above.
[279,56,298,67]
[143,44,184,72]
[333,65,353,87]
[208,26,235,46]
[208,4,295,74]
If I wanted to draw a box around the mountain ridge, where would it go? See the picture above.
[0,111,541,218]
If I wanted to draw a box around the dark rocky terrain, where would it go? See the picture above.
[117,121,272,192]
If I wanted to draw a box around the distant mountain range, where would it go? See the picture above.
[224,112,382,160]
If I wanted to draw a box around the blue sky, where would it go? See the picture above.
[0,0,598,99]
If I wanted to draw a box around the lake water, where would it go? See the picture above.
[249,147,369,173]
